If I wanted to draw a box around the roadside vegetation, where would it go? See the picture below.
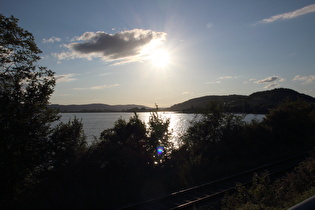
[222,153,315,209]
[1,14,315,209]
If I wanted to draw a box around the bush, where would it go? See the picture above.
[178,102,245,185]
[48,118,87,170]
[263,100,315,145]
[56,111,174,208]
[177,100,315,187]
[222,152,315,209]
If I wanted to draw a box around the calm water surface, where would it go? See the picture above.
[53,112,264,145]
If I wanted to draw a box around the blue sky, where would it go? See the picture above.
[2,0,315,107]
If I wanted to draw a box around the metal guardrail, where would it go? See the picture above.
[289,195,315,210]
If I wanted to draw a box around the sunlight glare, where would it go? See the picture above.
[149,49,170,68]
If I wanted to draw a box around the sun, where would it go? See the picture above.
[149,49,170,68]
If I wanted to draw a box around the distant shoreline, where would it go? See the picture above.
[56,109,170,113]
[50,88,315,114]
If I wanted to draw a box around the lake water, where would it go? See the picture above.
[53,112,265,145]
[53,112,194,144]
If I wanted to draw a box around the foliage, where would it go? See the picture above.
[98,108,172,166]
[222,153,315,209]
[147,106,172,164]
[30,111,173,209]
[48,118,86,170]
[178,102,245,184]
[182,103,244,152]
[98,113,149,166]
[0,14,59,203]
[8,98,315,209]
[263,99,315,145]
[223,172,274,209]
[176,99,315,186]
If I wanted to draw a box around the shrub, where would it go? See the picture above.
[48,118,87,170]
[222,152,315,209]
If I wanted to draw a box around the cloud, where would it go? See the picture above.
[205,76,239,85]
[205,80,221,85]
[42,36,61,43]
[255,76,281,84]
[243,78,257,84]
[254,76,286,89]
[55,74,76,83]
[293,75,315,84]
[264,83,280,89]
[217,76,239,80]
[182,91,194,95]
[73,84,119,90]
[90,84,119,89]
[258,4,315,24]
[55,29,167,64]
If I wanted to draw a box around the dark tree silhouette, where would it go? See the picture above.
[49,118,86,170]
[0,14,59,203]
[264,99,315,144]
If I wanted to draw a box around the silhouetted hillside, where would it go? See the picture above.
[50,89,315,114]
[49,103,151,112]
[169,88,315,114]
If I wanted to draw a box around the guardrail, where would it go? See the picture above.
[289,195,315,210]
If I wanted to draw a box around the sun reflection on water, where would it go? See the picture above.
[54,112,264,146]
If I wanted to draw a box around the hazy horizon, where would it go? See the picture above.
[3,0,315,107]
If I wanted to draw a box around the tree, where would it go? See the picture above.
[181,102,244,155]
[147,107,172,164]
[178,102,245,184]
[0,14,59,202]
[264,100,315,145]
[49,118,86,170]
[98,113,150,167]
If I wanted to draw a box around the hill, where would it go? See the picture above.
[49,103,151,112]
[169,88,315,114]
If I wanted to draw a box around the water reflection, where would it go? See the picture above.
[53,112,264,145]
[131,112,195,148]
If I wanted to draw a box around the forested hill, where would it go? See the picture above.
[50,88,315,113]
[49,104,150,112]
[169,88,315,114]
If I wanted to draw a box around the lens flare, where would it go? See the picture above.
[157,146,164,155]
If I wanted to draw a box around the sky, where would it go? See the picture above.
[2,0,315,107]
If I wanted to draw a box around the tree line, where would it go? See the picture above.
[1,14,315,209]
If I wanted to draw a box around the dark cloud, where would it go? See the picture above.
[56,29,167,64]
[254,76,286,89]
[255,76,281,84]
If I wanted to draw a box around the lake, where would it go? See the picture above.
[53,112,265,145]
